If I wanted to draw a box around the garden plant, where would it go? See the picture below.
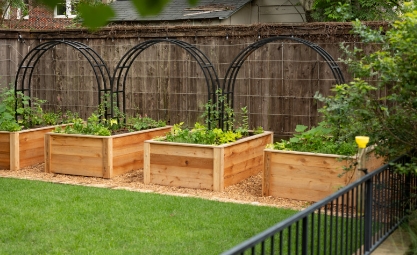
[53,94,166,136]
[0,87,78,170]
[314,1,417,174]
[161,89,264,145]
[144,89,271,191]
[0,87,75,131]
[271,1,417,172]
[45,94,171,178]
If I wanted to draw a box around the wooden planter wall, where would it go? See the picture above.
[262,149,385,202]
[144,131,273,191]
[0,126,62,170]
[45,126,172,178]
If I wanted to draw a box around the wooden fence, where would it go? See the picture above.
[0,22,386,140]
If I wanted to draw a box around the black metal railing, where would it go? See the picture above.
[221,155,417,255]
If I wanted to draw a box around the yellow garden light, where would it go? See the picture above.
[355,136,370,175]
[355,136,370,149]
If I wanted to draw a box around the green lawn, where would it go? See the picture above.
[0,178,297,255]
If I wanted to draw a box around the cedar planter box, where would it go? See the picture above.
[144,131,273,191]
[44,126,172,178]
[262,149,385,202]
[0,125,67,170]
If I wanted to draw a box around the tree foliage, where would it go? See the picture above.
[0,0,29,27]
[311,0,403,21]
[315,1,417,173]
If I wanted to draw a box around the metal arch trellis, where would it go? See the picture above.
[111,38,221,127]
[221,36,346,130]
[14,40,112,119]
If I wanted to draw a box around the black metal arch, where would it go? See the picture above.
[112,38,221,122]
[15,40,112,118]
[222,36,346,110]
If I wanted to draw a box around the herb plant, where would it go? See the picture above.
[161,89,263,145]
[268,122,357,156]
[127,114,166,132]
[163,122,243,145]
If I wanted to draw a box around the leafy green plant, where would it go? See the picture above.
[161,89,262,145]
[0,88,21,131]
[55,113,112,136]
[268,122,357,156]
[127,114,166,132]
[163,122,243,145]
[0,87,75,132]
[310,0,402,22]
[312,1,417,174]
[54,95,166,136]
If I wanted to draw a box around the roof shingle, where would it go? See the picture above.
[110,0,251,21]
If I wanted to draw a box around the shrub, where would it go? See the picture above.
[314,2,417,173]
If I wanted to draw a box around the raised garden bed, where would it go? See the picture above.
[262,148,385,202]
[45,126,172,178]
[143,131,273,191]
[0,125,68,170]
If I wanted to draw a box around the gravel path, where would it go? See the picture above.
[0,164,310,211]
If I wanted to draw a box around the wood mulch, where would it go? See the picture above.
[0,164,311,211]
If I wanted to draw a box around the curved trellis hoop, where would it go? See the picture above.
[111,38,221,128]
[14,40,112,119]
[221,36,346,131]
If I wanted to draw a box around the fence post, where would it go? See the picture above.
[364,177,373,252]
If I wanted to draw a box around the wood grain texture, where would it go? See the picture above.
[213,147,224,192]
[146,131,272,191]
[0,133,11,169]
[9,132,19,171]
[46,127,171,178]
[223,132,272,187]
[0,127,59,170]
[263,149,384,202]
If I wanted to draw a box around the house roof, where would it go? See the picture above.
[110,0,251,22]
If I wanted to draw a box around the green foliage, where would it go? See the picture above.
[0,88,74,132]
[201,89,236,131]
[162,90,261,145]
[76,1,115,29]
[163,122,243,145]
[314,2,417,172]
[69,0,114,28]
[0,0,30,26]
[253,126,264,135]
[269,122,357,156]
[55,113,112,136]
[0,88,21,131]
[54,95,165,136]
[311,0,402,21]
[235,106,249,136]
[127,114,166,132]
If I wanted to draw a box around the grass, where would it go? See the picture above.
[403,211,417,255]
[0,178,297,255]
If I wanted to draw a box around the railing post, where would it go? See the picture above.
[364,177,373,252]
[302,217,308,255]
